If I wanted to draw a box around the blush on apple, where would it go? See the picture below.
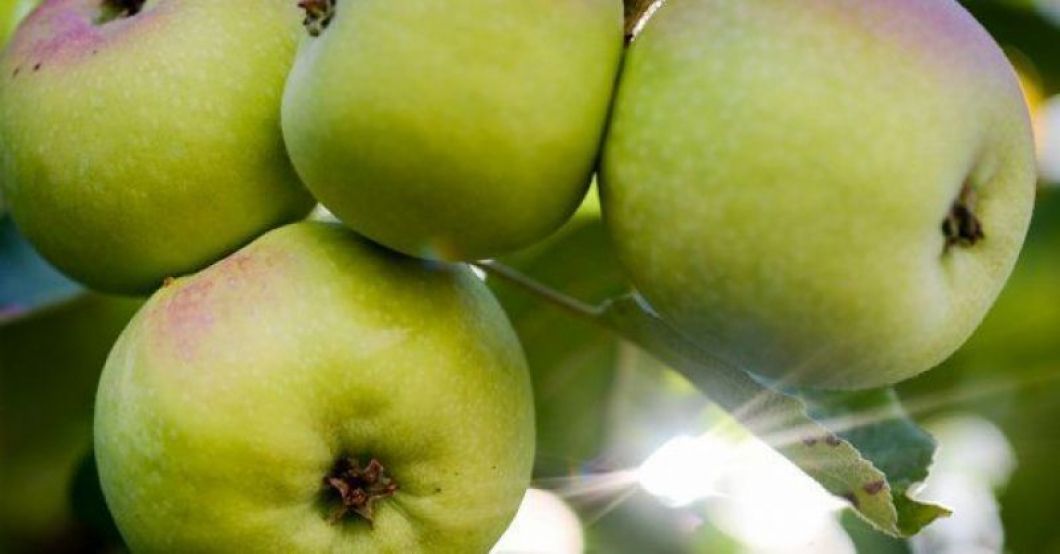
[0,0,314,294]
[94,221,536,552]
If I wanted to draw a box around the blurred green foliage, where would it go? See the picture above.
[0,293,141,552]
[963,1,1060,94]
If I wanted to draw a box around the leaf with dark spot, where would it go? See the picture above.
[597,296,949,537]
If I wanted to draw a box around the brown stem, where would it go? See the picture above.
[624,0,658,42]
[298,0,336,37]
[472,260,604,320]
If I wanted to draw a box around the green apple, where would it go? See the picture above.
[0,0,314,294]
[0,294,141,549]
[601,0,1037,389]
[95,221,535,552]
[282,0,623,261]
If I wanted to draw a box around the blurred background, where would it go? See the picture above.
[2,0,1060,552]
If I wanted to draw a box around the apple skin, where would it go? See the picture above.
[601,0,1037,389]
[282,0,624,261]
[95,221,535,552]
[0,0,314,294]
[0,294,141,549]
[0,0,38,217]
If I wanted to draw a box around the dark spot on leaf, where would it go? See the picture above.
[33,63,41,71]
[825,435,842,447]
[842,492,859,508]
[802,437,818,447]
[864,481,885,495]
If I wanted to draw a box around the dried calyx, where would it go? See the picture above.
[943,182,985,251]
[102,0,145,18]
[323,457,399,525]
[96,0,146,24]
[299,0,336,37]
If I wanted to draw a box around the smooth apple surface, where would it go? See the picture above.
[95,221,535,552]
[0,0,314,294]
[0,0,38,216]
[282,0,624,261]
[601,0,1037,389]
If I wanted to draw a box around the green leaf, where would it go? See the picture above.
[797,387,950,536]
[840,509,912,554]
[597,295,949,537]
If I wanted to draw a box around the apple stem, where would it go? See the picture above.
[323,457,398,526]
[624,0,660,43]
[473,260,605,321]
[298,0,336,37]
[294,0,651,40]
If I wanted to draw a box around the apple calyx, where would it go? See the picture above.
[323,457,399,525]
[943,183,985,250]
[99,0,146,22]
[298,0,335,37]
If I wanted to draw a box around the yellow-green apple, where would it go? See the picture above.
[601,0,1038,389]
[95,221,535,552]
[0,294,141,549]
[282,0,624,261]
[0,0,314,294]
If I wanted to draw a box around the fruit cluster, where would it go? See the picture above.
[0,0,1036,551]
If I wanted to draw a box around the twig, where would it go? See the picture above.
[472,260,605,321]
[624,0,659,42]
